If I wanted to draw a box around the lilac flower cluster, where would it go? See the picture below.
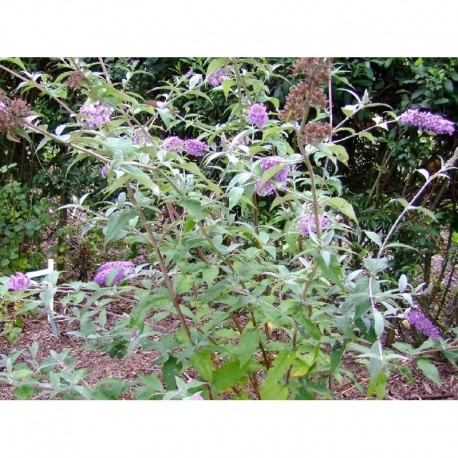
[184,139,209,157]
[407,310,441,341]
[163,136,184,153]
[185,393,204,400]
[100,166,110,179]
[254,179,278,196]
[206,66,231,87]
[79,101,114,128]
[255,156,291,196]
[7,272,30,291]
[297,214,330,236]
[0,100,6,111]
[93,261,135,286]
[248,103,268,128]
[133,128,152,146]
[399,109,455,135]
[261,156,292,182]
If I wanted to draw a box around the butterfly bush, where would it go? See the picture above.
[94,261,135,286]
[79,101,114,128]
[407,310,441,341]
[184,139,209,157]
[206,66,231,87]
[163,136,184,153]
[248,103,268,128]
[7,272,30,291]
[297,214,330,236]
[399,109,455,135]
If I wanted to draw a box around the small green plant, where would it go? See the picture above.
[0,164,51,275]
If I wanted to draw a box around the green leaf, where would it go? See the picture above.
[228,187,244,209]
[398,274,408,293]
[105,209,137,244]
[179,198,208,222]
[364,230,382,247]
[13,384,36,400]
[158,108,171,130]
[212,359,246,391]
[93,379,129,400]
[233,329,260,367]
[202,266,219,285]
[417,358,441,386]
[364,257,388,273]
[120,164,160,195]
[325,197,358,222]
[260,350,295,400]
[162,356,182,390]
[191,351,214,382]
[373,310,384,338]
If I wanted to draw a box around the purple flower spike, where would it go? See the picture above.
[407,310,441,341]
[79,101,114,128]
[7,272,30,291]
[248,103,268,128]
[399,109,455,135]
[187,393,204,400]
[93,261,135,286]
[297,214,330,236]
[261,156,292,182]
[163,136,184,153]
[206,66,231,87]
[255,178,277,196]
[184,139,209,157]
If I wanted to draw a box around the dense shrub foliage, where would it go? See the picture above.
[0,57,457,400]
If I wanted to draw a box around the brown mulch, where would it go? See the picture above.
[0,311,163,400]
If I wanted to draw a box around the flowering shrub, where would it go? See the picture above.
[7,272,30,291]
[399,109,455,135]
[93,261,135,286]
[0,57,456,400]
[248,103,269,127]
[79,101,114,128]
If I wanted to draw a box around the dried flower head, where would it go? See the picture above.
[279,81,328,123]
[79,101,113,128]
[66,70,84,89]
[399,109,455,135]
[292,58,332,84]
[297,214,330,236]
[0,98,31,134]
[184,139,209,157]
[300,122,332,144]
[248,103,268,128]
[163,136,184,153]
[407,310,441,341]
[94,261,135,286]
[7,272,30,291]
[206,66,231,87]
